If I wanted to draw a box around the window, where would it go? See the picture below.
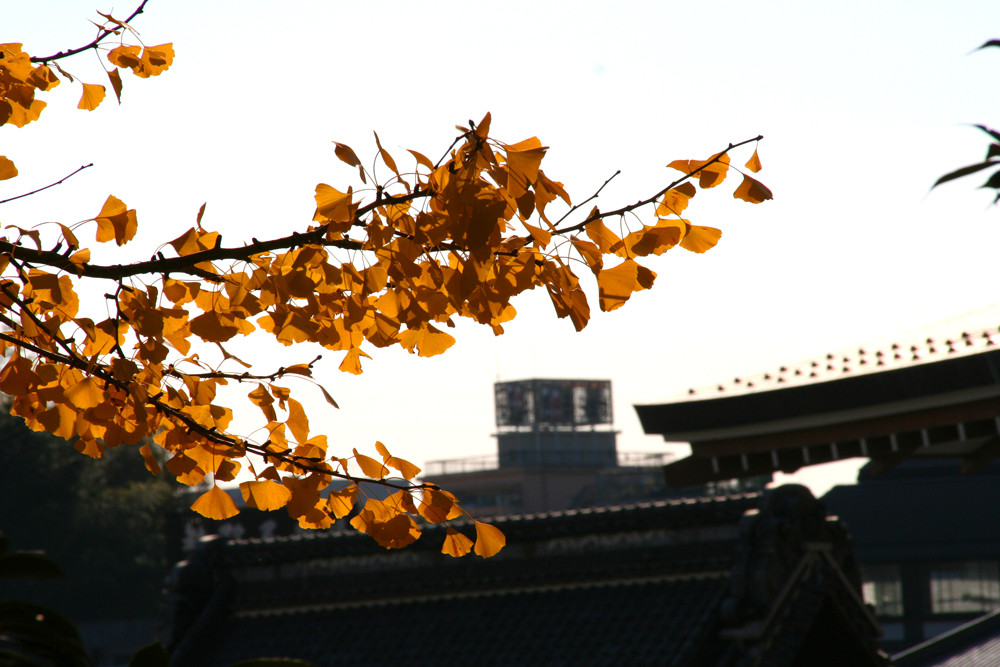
[861,564,903,617]
[930,561,1000,614]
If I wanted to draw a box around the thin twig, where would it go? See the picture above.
[29,1,150,63]
[0,164,93,205]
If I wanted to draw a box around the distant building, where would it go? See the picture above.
[165,485,888,666]
[425,378,766,515]
[823,458,1000,654]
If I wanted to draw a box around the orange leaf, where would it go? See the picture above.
[93,195,137,246]
[0,156,17,180]
[286,398,310,444]
[680,225,722,253]
[656,182,696,217]
[78,83,106,111]
[189,311,239,342]
[745,147,763,173]
[339,347,370,374]
[240,480,292,511]
[107,68,123,103]
[327,484,358,518]
[191,485,239,520]
[397,322,455,358]
[505,137,547,198]
[333,142,361,167]
[733,174,773,204]
[313,184,355,224]
[64,376,105,410]
[596,259,656,312]
[353,447,388,479]
[584,218,619,254]
[215,459,241,482]
[140,443,161,475]
[523,222,552,248]
[107,45,142,71]
[442,527,474,557]
[668,152,731,188]
[474,521,506,557]
[418,488,458,524]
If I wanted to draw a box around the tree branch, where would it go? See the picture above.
[0,164,93,206]
[552,135,763,236]
[28,1,150,63]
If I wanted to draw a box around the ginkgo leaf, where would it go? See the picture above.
[0,156,17,180]
[313,184,355,224]
[408,149,435,170]
[353,448,388,479]
[339,347,370,374]
[327,484,358,518]
[189,311,239,342]
[64,376,105,410]
[240,480,291,511]
[78,83,106,111]
[505,137,547,198]
[286,398,310,444]
[745,148,762,173]
[107,68,123,103]
[656,182,696,216]
[680,225,722,253]
[93,195,137,246]
[523,222,552,248]
[191,486,239,520]
[596,259,656,312]
[442,527,474,557]
[334,142,361,167]
[397,323,455,358]
[733,174,773,204]
[474,521,506,557]
[107,45,142,71]
[215,459,241,482]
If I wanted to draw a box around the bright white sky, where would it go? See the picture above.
[4,0,1000,496]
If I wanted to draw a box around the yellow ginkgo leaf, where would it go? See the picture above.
[353,448,388,479]
[474,521,506,557]
[596,259,656,312]
[191,485,239,520]
[78,83,105,111]
[745,147,763,173]
[442,527,474,557]
[64,376,105,410]
[733,174,773,204]
[0,156,17,180]
[240,480,292,511]
[680,225,723,253]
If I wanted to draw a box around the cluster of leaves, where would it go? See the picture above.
[933,40,1000,201]
[0,4,771,558]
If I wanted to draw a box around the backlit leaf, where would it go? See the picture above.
[353,448,388,479]
[0,156,17,180]
[596,259,656,312]
[327,484,358,518]
[473,521,506,557]
[107,68,123,102]
[733,174,773,204]
[680,225,722,253]
[334,142,361,167]
[240,480,292,511]
[77,83,106,111]
[442,527,474,557]
[191,485,239,520]
[745,148,762,173]
[64,376,105,410]
[93,195,137,246]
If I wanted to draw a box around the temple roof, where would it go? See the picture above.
[165,486,887,667]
